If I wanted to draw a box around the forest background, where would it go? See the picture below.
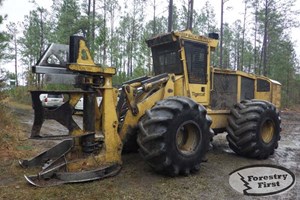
[0,0,299,107]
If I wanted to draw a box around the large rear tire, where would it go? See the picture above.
[137,96,212,176]
[226,99,281,159]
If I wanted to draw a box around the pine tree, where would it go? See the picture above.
[6,22,19,86]
[54,0,82,44]
[0,0,10,63]
[19,8,50,86]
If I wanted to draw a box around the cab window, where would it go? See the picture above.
[152,41,182,75]
[184,41,208,84]
[257,79,270,92]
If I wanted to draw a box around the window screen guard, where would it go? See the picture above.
[184,41,208,84]
[152,41,182,75]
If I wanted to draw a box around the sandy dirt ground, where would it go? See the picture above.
[0,106,299,199]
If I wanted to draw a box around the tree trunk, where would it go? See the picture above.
[87,0,91,44]
[241,1,247,71]
[110,7,114,66]
[103,0,107,64]
[14,35,18,87]
[254,1,258,74]
[220,0,224,68]
[152,0,157,34]
[39,8,44,88]
[92,0,95,47]
[168,0,173,32]
[262,0,269,76]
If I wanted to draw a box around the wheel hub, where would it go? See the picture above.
[261,119,275,144]
[176,121,201,155]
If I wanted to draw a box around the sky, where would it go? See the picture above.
[0,0,300,74]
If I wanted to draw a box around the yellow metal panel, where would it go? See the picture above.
[68,93,85,136]
[237,75,241,103]
[173,30,218,49]
[255,92,271,102]
[69,93,83,107]
[272,84,281,108]
[189,84,209,105]
[207,110,230,129]
[101,77,122,163]
[163,75,175,98]
[67,38,116,74]
[213,67,256,79]
[68,64,116,74]
[77,40,95,65]
[180,47,191,98]
[119,87,165,142]
[174,75,184,96]
[206,53,212,104]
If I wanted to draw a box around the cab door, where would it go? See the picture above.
[184,41,209,105]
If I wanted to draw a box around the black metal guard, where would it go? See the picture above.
[30,90,95,138]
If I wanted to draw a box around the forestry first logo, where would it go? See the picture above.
[229,164,295,196]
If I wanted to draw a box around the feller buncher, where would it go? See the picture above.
[20,30,281,187]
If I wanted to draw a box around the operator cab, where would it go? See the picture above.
[146,30,219,105]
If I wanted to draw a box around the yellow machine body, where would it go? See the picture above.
[22,30,281,186]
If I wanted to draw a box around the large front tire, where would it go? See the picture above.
[226,99,281,159]
[137,96,212,176]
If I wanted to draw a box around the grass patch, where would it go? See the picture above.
[6,86,32,105]
[0,100,32,158]
[16,145,34,151]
